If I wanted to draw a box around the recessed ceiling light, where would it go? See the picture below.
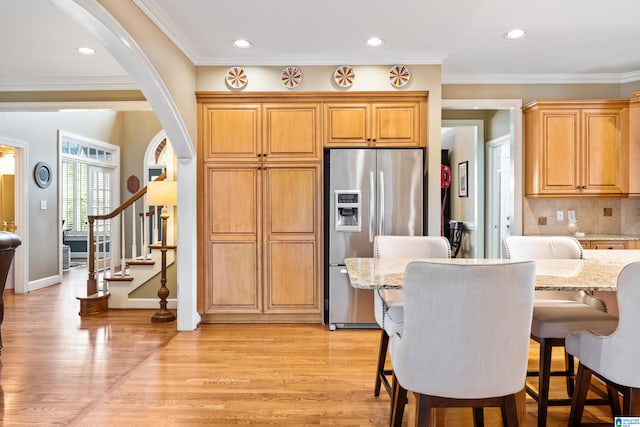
[365,37,384,47]
[76,47,96,55]
[233,39,252,48]
[504,28,527,40]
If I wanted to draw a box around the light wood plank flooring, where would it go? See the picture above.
[0,266,614,426]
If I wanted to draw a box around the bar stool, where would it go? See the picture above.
[503,236,618,427]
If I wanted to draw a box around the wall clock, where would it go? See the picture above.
[34,161,52,189]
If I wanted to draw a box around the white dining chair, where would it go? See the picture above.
[389,260,536,426]
[567,260,640,425]
[372,235,451,397]
[503,235,619,427]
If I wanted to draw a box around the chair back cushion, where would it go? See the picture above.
[502,235,583,260]
[391,260,535,399]
[374,235,451,259]
[373,236,451,327]
[567,261,640,387]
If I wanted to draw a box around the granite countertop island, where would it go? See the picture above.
[345,249,640,292]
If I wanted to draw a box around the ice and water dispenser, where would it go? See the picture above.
[335,190,361,232]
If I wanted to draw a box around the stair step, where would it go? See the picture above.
[105,275,134,282]
[127,260,155,266]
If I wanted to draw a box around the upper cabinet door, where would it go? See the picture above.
[201,103,261,162]
[540,109,581,193]
[581,108,626,194]
[324,103,370,145]
[263,103,322,162]
[371,102,421,146]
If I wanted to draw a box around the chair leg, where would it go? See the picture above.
[375,329,389,397]
[473,407,484,427]
[568,363,592,427]
[623,386,640,416]
[536,338,553,427]
[415,394,433,427]
[390,373,407,427]
[608,383,621,417]
[565,351,575,397]
[502,394,520,427]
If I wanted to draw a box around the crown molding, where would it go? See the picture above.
[0,101,151,112]
[442,72,640,85]
[0,76,137,91]
[133,0,199,64]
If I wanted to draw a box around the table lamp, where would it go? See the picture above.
[146,180,177,323]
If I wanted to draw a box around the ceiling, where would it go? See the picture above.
[1,0,640,92]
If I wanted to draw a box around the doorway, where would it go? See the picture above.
[441,99,523,257]
[0,138,27,294]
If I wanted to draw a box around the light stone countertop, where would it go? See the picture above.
[345,249,640,292]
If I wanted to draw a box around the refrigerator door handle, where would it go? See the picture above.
[369,171,375,243]
[378,170,385,236]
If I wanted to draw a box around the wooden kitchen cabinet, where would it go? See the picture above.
[579,240,628,250]
[324,95,426,147]
[198,94,323,323]
[523,99,629,197]
[201,102,322,162]
[203,163,322,320]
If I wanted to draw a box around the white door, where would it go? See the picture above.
[486,135,512,258]
[88,165,114,261]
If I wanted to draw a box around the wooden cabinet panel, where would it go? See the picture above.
[523,99,629,197]
[207,242,261,312]
[324,103,369,144]
[263,103,322,161]
[542,111,580,192]
[202,104,261,161]
[582,109,624,194]
[264,166,318,234]
[266,241,318,312]
[207,167,259,235]
[372,103,420,146]
[590,240,627,250]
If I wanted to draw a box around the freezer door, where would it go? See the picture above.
[328,266,376,328]
[377,149,424,236]
[329,149,376,263]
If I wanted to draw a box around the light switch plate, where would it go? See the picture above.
[557,210,564,221]
[40,200,47,210]
[568,210,576,224]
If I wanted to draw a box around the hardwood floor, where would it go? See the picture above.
[0,266,614,426]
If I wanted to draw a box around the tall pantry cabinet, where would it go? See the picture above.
[198,94,323,323]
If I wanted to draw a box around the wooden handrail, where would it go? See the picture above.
[86,172,166,296]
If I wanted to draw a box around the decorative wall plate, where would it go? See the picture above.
[127,175,140,194]
[280,66,302,89]
[334,65,355,88]
[389,65,411,87]
[34,161,52,189]
[225,66,248,89]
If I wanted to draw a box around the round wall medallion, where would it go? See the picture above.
[34,161,53,189]
[127,175,140,194]
[389,64,411,87]
[225,66,248,89]
[334,65,355,88]
[281,66,302,89]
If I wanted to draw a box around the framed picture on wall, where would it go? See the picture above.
[458,161,468,198]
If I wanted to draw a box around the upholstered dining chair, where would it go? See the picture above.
[372,235,451,397]
[389,260,536,427]
[567,261,640,425]
[503,235,619,427]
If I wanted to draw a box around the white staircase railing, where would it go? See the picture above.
[85,173,167,296]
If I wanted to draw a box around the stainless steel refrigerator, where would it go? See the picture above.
[325,148,425,329]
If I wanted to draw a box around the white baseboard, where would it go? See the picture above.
[28,275,61,292]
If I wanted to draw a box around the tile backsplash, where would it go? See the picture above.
[523,198,640,236]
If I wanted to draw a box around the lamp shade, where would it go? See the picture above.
[147,180,177,206]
